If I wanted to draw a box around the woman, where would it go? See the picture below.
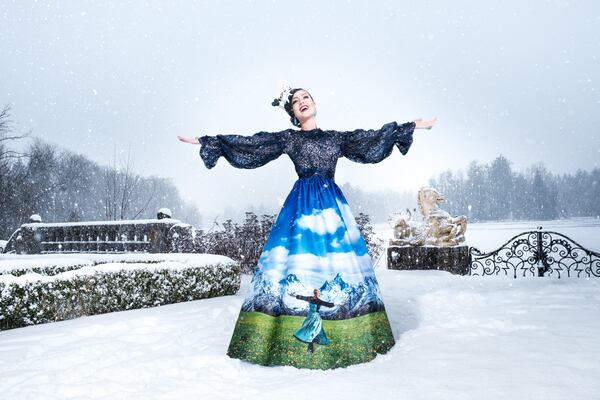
[289,288,341,354]
[178,87,436,369]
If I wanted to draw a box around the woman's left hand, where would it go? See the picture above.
[413,117,438,130]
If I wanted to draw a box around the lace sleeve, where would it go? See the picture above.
[339,121,415,164]
[198,130,288,169]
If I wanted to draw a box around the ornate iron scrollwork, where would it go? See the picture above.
[470,230,600,278]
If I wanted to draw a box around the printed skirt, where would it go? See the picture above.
[227,175,395,369]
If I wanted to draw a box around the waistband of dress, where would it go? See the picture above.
[296,174,335,182]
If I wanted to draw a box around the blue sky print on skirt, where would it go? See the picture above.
[241,175,386,319]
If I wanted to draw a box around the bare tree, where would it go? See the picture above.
[0,105,30,162]
[104,143,156,220]
[0,105,31,238]
[132,178,157,219]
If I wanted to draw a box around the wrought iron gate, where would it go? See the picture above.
[470,229,600,278]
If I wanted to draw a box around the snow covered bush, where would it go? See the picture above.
[169,223,196,253]
[356,213,385,263]
[195,212,275,273]
[0,258,92,277]
[0,256,240,331]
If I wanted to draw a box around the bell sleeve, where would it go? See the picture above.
[197,130,287,169]
[339,121,416,164]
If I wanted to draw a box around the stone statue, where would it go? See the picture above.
[389,187,467,246]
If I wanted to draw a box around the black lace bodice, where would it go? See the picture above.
[198,121,415,180]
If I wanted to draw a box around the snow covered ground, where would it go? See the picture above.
[1,219,599,399]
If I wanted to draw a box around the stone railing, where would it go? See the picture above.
[2,218,194,254]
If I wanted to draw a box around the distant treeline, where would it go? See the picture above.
[429,155,600,221]
[0,106,201,239]
[317,157,600,224]
[340,183,415,224]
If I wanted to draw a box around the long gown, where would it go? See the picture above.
[198,121,415,369]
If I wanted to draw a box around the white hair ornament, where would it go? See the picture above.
[271,83,292,109]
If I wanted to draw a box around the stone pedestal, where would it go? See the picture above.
[387,245,470,275]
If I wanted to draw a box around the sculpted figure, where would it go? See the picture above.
[389,187,467,246]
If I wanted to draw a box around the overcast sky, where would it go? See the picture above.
[2,0,599,218]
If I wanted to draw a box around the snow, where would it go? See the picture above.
[0,220,599,399]
[0,253,234,275]
[29,214,42,223]
[0,258,235,285]
[157,207,172,218]
[0,270,598,399]
[19,218,181,228]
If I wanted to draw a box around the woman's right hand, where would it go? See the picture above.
[177,135,200,144]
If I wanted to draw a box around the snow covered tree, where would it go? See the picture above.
[429,156,571,221]
[465,161,488,221]
[530,167,558,220]
[487,155,513,220]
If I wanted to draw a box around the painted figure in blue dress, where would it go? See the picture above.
[289,288,342,354]
[178,86,437,369]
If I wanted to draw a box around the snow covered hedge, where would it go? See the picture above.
[0,254,240,331]
[0,256,93,277]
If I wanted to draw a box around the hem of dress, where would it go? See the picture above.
[226,342,395,370]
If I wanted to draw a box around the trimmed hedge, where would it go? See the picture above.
[0,261,92,277]
[0,261,240,331]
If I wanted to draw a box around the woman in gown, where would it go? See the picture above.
[178,87,436,369]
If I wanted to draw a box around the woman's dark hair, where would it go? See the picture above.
[271,87,313,127]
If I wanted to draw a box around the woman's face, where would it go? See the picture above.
[291,90,316,121]
[313,289,320,298]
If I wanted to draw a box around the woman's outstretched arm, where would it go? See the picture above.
[178,130,289,169]
[338,117,437,164]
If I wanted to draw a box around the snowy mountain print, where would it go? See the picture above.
[242,271,385,320]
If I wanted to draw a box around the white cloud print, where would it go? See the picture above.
[258,245,289,280]
[296,207,343,235]
[335,199,362,244]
